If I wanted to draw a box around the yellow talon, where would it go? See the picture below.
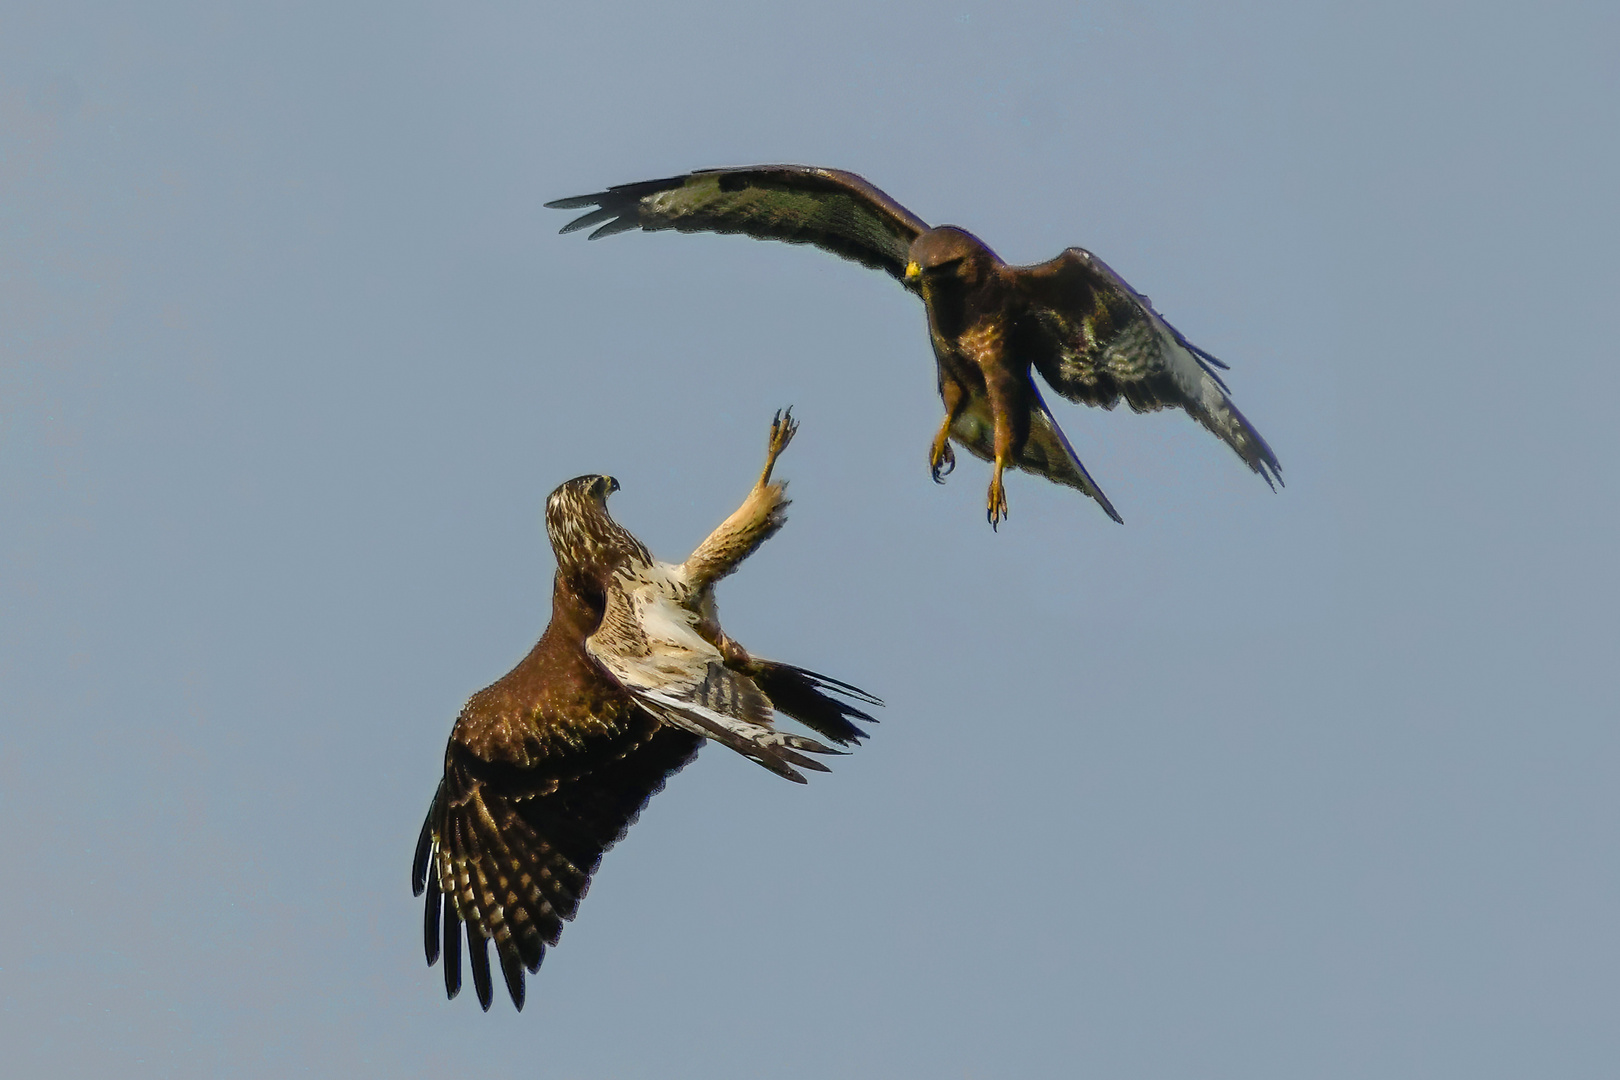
[986,473,1009,530]
[760,407,797,484]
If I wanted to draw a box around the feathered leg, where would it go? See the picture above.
[681,409,797,588]
[984,375,1030,529]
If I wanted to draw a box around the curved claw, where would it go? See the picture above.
[768,407,798,454]
[929,437,956,484]
[761,407,797,483]
[986,475,1009,530]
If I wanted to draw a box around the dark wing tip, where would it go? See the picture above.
[543,194,604,210]
[795,667,884,709]
[555,205,618,235]
[1221,397,1283,490]
[777,748,834,774]
[587,216,645,241]
[1187,340,1230,371]
[423,878,442,966]
[546,166,922,273]
[751,662,882,748]
[412,804,437,896]
[500,949,527,1012]
[469,934,494,1011]
[443,908,463,1000]
[547,174,690,237]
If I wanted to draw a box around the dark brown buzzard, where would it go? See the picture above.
[411,411,878,1011]
[547,165,1281,527]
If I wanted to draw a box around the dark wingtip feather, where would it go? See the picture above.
[500,949,527,1011]
[544,193,604,210]
[423,878,442,966]
[587,216,644,240]
[752,663,882,746]
[1188,341,1230,371]
[1099,489,1125,524]
[412,811,434,896]
[790,666,883,708]
[514,924,545,975]
[1226,400,1284,490]
[548,174,689,237]
[556,205,618,235]
[776,747,833,774]
[469,933,494,1012]
[443,908,463,1000]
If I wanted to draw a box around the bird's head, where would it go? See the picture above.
[905,227,997,294]
[544,474,648,583]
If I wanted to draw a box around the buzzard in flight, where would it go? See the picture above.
[411,411,878,1011]
[548,165,1281,526]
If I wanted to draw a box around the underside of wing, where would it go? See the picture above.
[585,563,839,782]
[949,385,1123,523]
[412,717,701,1011]
[1016,248,1282,486]
[547,165,929,280]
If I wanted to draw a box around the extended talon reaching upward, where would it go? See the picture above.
[683,407,796,590]
[761,407,797,486]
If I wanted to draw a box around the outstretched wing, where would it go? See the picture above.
[412,710,701,1012]
[1015,248,1282,487]
[547,165,929,281]
[949,382,1124,524]
[586,561,839,782]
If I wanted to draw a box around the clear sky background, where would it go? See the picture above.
[3,2,1617,1077]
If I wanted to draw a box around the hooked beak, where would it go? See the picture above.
[594,475,620,498]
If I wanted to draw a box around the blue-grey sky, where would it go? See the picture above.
[3,1,1617,1077]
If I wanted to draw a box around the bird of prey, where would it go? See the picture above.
[547,165,1281,527]
[411,411,878,1011]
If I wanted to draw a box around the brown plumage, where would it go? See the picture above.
[548,165,1282,527]
[410,411,878,1011]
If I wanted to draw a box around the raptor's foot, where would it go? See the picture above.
[929,431,956,483]
[986,474,1009,530]
[761,408,798,483]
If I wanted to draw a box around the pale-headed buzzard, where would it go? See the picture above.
[411,411,878,1010]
